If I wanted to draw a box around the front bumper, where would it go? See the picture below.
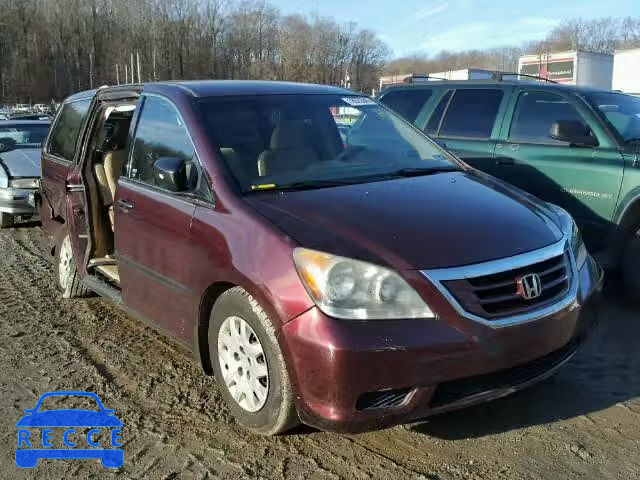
[280,255,603,433]
[0,187,38,215]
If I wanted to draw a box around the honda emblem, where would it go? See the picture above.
[516,274,543,300]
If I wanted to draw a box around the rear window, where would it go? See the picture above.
[380,89,432,123]
[48,98,92,161]
[424,90,453,135]
[438,89,503,139]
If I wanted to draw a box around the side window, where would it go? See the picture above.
[129,96,201,193]
[48,99,92,161]
[424,90,453,135]
[380,89,432,123]
[509,91,589,144]
[438,89,503,139]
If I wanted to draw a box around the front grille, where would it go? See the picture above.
[442,253,571,320]
[356,388,412,411]
[429,337,580,408]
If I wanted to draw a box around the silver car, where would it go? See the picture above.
[0,120,50,228]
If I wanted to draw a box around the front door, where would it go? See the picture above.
[40,97,92,258]
[496,89,624,248]
[114,95,205,341]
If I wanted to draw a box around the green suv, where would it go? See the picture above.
[378,81,640,297]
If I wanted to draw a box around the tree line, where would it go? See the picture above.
[386,16,640,78]
[1,4,640,104]
[0,0,389,103]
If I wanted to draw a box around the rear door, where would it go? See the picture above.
[40,97,93,254]
[114,95,208,340]
[427,87,511,177]
[496,88,624,248]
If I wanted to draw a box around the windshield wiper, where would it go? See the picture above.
[386,166,460,177]
[273,179,361,191]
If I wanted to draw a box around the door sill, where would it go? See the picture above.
[83,276,123,304]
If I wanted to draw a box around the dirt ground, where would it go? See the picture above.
[0,224,639,480]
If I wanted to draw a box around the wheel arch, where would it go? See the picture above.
[196,281,237,375]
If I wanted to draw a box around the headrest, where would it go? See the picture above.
[270,120,309,149]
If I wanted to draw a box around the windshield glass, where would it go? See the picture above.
[0,123,49,150]
[197,94,457,192]
[585,92,640,143]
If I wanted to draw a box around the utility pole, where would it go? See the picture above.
[115,63,120,85]
[136,52,141,83]
[130,54,134,84]
[124,64,128,84]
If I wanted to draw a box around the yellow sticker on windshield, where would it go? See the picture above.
[251,184,276,190]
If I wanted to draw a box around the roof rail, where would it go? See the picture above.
[490,72,559,84]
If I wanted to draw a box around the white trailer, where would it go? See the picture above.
[518,51,613,89]
[426,69,494,81]
[613,48,640,95]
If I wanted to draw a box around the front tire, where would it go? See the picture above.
[209,287,299,435]
[0,212,14,228]
[622,225,640,302]
[54,234,89,298]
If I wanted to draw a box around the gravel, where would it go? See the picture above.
[1,224,639,479]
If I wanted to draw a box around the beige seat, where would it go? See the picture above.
[94,150,127,229]
[257,120,318,177]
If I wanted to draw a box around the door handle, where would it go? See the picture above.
[115,199,134,211]
[496,158,515,166]
[65,183,84,193]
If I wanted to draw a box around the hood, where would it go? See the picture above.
[16,409,123,427]
[0,148,41,178]
[245,171,562,270]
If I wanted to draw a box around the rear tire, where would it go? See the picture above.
[208,287,299,435]
[54,234,89,298]
[622,224,640,302]
[0,212,14,228]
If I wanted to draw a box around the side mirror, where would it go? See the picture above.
[550,121,598,147]
[153,157,188,192]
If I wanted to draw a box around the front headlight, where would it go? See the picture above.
[293,248,435,320]
[547,204,588,268]
[9,177,39,189]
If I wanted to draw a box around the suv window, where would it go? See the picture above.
[509,91,589,143]
[380,89,432,123]
[129,96,201,192]
[438,89,503,139]
[48,99,92,161]
[424,90,453,135]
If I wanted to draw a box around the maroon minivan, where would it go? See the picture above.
[40,81,602,434]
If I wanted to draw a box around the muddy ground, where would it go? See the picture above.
[0,223,638,480]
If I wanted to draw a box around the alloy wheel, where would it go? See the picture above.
[217,315,269,412]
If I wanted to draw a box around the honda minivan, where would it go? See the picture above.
[40,81,602,434]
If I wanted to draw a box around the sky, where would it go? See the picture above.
[268,0,640,58]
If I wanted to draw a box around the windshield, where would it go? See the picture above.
[0,123,50,150]
[197,94,457,192]
[585,92,640,143]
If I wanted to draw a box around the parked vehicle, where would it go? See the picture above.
[379,80,640,298]
[613,48,640,96]
[0,120,51,227]
[41,81,602,435]
[10,113,51,121]
[518,51,613,89]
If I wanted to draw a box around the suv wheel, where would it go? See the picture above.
[208,287,299,435]
[622,224,640,302]
[54,235,89,298]
[0,212,14,228]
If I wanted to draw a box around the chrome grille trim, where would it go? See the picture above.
[421,236,579,328]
